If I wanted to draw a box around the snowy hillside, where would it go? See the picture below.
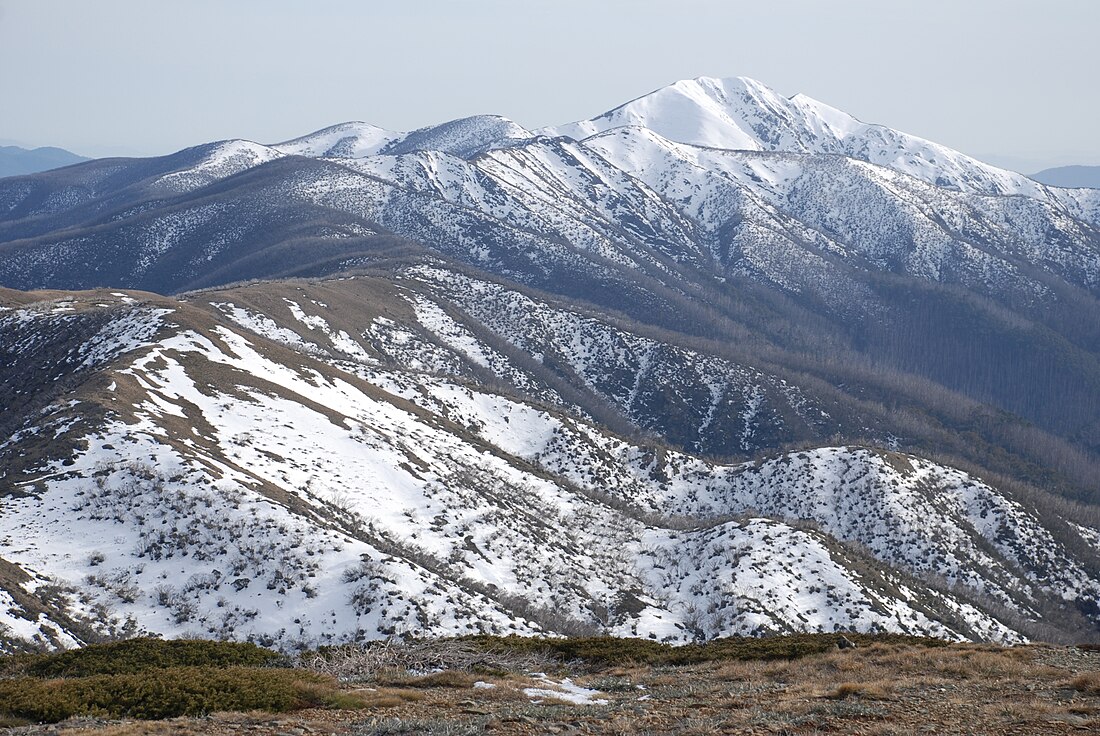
[272,122,401,159]
[382,115,533,158]
[151,140,285,194]
[1,282,1097,652]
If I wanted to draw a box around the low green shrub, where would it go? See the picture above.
[458,633,947,667]
[0,715,32,728]
[22,638,283,678]
[0,666,356,723]
[383,670,481,688]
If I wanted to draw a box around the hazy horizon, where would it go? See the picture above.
[2,0,1097,172]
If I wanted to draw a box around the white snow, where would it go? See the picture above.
[524,676,608,706]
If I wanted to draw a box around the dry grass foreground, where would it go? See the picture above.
[1,636,1099,735]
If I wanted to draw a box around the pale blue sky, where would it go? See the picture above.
[1,0,1096,172]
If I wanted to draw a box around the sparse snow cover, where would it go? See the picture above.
[382,115,533,159]
[283,299,375,363]
[1075,524,1100,548]
[402,265,827,454]
[408,295,494,368]
[0,587,82,653]
[214,302,329,357]
[78,307,173,367]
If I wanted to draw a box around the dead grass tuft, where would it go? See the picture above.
[1069,671,1100,694]
[823,681,894,700]
[350,687,428,708]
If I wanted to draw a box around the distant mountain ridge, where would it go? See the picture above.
[0,144,89,177]
[1031,165,1100,189]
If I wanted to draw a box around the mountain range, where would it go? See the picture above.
[1,76,1098,652]
[0,145,89,178]
[1031,165,1100,190]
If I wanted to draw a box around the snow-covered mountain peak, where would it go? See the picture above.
[272,121,402,158]
[546,76,782,152]
[152,139,284,193]
[546,76,1047,197]
[783,91,866,141]
[381,114,534,159]
[171,139,284,165]
[272,116,533,162]
[196,78,1053,200]
[546,75,862,152]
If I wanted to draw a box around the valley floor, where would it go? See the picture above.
[3,642,1098,735]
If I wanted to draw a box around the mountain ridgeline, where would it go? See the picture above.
[0,77,1098,651]
[0,145,89,178]
[1031,165,1100,190]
